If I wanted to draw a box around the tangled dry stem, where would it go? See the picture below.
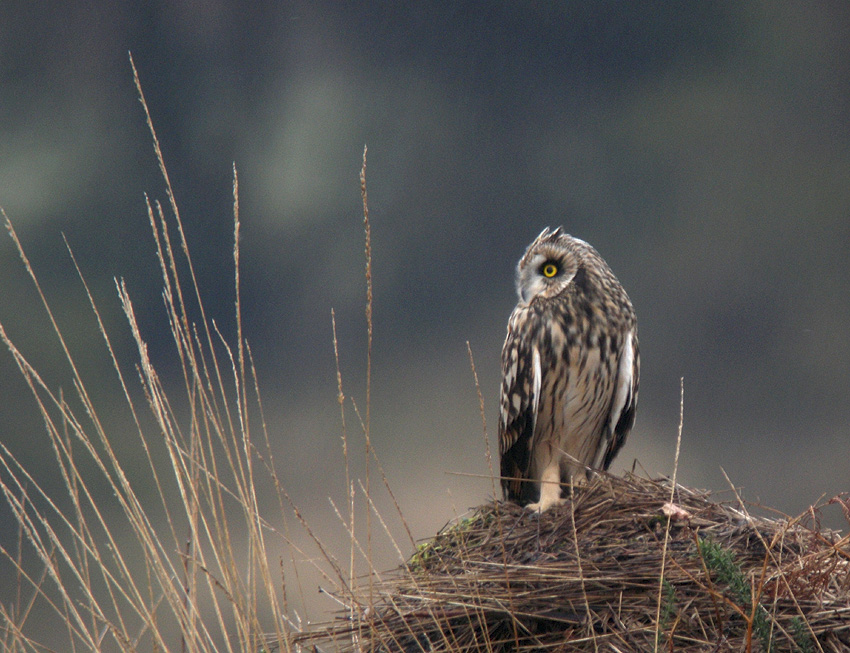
[296,473,850,652]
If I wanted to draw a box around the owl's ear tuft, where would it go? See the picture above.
[534,226,552,242]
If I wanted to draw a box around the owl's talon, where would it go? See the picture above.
[524,502,542,514]
[524,497,565,514]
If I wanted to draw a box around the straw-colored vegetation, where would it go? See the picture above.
[0,58,297,652]
[2,57,849,652]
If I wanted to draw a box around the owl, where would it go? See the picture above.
[498,227,639,512]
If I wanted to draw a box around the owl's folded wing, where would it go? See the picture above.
[498,325,541,503]
[600,328,639,471]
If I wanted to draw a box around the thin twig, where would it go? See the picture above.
[570,481,598,653]
[466,342,497,500]
[655,377,685,651]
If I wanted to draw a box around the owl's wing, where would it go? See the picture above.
[601,328,639,470]
[498,317,542,503]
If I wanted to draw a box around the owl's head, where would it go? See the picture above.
[515,227,582,305]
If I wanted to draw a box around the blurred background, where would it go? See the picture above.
[2,0,850,637]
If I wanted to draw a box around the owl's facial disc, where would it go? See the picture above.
[516,251,577,304]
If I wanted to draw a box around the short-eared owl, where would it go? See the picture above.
[499,227,639,512]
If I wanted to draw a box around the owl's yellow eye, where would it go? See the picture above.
[542,263,558,278]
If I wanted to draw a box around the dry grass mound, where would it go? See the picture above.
[297,473,850,652]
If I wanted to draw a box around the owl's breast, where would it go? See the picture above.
[534,318,617,463]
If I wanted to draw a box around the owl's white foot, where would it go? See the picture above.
[524,460,565,514]
[525,473,565,513]
[524,496,566,514]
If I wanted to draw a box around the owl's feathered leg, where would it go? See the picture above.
[525,446,565,513]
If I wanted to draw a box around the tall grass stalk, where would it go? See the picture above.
[0,57,397,652]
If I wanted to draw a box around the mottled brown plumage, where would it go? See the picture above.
[499,227,639,511]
